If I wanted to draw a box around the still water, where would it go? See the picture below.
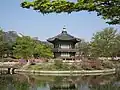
[0,73,120,90]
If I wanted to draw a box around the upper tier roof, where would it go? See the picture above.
[47,30,81,43]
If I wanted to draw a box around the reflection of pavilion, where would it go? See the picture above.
[50,83,78,90]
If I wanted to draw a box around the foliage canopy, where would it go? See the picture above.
[90,27,120,57]
[13,36,53,59]
[76,39,90,57]
[21,0,120,24]
[0,28,53,60]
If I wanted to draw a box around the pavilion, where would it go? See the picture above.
[47,27,81,60]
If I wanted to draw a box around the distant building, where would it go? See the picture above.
[47,27,81,60]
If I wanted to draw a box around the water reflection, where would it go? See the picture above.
[0,74,120,90]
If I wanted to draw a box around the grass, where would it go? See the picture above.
[26,59,115,71]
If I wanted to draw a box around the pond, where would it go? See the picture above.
[0,73,120,90]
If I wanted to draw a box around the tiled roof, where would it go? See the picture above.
[47,31,81,43]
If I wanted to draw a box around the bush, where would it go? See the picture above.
[27,59,113,71]
[27,65,42,70]
[54,60,71,70]
[81,63,93,70]
[54,60,63,70]
[102,60,114,69]
[61,63,70,70]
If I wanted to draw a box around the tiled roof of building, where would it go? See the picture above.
[47,30,81,43]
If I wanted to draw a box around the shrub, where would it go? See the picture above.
[61,63,70,70]
[54,59,63,70]
[27,65,42,70]
[54,60,77,70]
[82,65,93,70]
[102,60,114,69]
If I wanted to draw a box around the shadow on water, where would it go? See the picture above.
[0,73,120,90]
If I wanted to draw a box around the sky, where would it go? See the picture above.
[0,0,119,41]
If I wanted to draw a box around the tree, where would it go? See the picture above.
[34,43,53,58]
[0,29,19,58]
[76,39,90,58]
[0,28,4,58]
[90,27,120,58]
[13,36,35,60]
[0,28,8,58]
[3,31,18,57]
[0,27,53,61]
[21,0,120,24]
[13,36,53,60]
[115,34,120,57]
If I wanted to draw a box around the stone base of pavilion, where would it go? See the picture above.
[15,68,115,76]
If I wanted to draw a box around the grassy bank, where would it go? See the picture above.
[26,60,115,71]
